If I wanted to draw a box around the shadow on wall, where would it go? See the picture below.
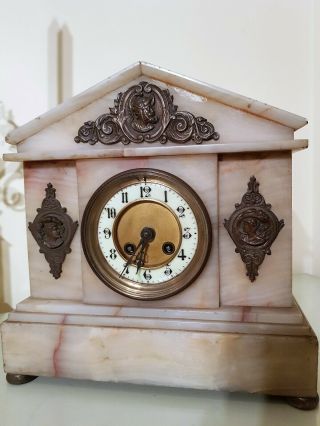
[0,235,12,313]
[0,103,25,311]
[48,20,73,107]
[292,210,313,274]
[0,163,25,312]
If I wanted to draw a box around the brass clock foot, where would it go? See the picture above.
[286,394,319,410]
[6,373,38,385]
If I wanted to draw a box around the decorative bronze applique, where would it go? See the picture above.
[74,81,219,145]
[28,183,78,279]
[224,176,284,282]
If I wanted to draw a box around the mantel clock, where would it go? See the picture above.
[1,62,318,411]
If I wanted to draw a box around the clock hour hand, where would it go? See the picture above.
[135,227,155,274]
[135,240,148,274]
[119,227,156,277]
[119,239,143,278]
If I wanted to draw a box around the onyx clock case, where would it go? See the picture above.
[1,62,318,410]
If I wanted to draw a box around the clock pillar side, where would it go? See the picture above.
[23,160,83,301]
[76,154,219,309]
[218,151,292,307]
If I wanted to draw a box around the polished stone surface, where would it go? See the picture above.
[0,274,319,426]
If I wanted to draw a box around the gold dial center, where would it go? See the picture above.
[113,200,181,268]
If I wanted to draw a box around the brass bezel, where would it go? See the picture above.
[81,168,212,300]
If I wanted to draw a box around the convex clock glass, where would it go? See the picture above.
[81,168,212,300]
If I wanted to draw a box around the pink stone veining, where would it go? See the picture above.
[241,307,252,322]
[52,314,67,376]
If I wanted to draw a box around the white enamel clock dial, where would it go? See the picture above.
[82,169,212,300]
[97,181,198,284]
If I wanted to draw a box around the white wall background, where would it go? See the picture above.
[0,0,317,305]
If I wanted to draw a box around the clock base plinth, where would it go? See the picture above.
[6,373,38,385]
[1,298,318,404]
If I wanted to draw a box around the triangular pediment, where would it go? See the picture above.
[1,62,307,159]
[6,62,306,148]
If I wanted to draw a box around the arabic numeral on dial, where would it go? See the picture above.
[143,270,152,281]
[183,227,192,239]
[106,207,116,219]
[177,206,185,217]
[121,192,128,203]
[122,263,129,274]
[178,249,187,261]
[103,228,111,239]
[109,249,117,260]
[140,186,151,198]
[164,266,172,276]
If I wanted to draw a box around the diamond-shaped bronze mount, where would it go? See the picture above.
[28,183,78,279]
[224,176,284,282]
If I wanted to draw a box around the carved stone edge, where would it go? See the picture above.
[28,183,78,279]
[224,176,285,282]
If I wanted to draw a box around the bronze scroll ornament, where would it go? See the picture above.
[224,176,284,282]
[28,183,78,279]
[74,81,219,145]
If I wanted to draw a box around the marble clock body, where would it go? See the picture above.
[1,62,317,402]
